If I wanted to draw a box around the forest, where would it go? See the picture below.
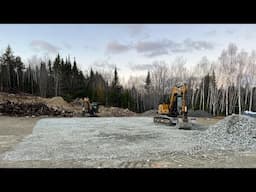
[0,43,256,115]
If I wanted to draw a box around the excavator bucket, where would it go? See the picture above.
[176,119,192,130]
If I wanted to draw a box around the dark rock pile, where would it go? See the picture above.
[0,101,74,117]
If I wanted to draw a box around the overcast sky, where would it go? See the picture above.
[0,24,256,84]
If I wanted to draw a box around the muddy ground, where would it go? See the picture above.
[0,116,39,154]
[1,116,256,168]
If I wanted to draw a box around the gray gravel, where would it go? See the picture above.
[0,117,198,162]
[140,110,157,116]
[1,115,256,166]
[193,114,256,153]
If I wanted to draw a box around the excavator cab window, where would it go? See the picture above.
[163,94,170,103]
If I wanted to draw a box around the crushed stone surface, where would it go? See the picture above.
[1,115,256,165]
[0,117,197,162]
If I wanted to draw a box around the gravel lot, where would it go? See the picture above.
[1,116,256,168]
[0,117,198,162]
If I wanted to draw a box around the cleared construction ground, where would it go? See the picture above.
[1,115,256,168]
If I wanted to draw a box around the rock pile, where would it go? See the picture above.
[140,109,157,116]
[45,97,73,110]
[0,101,74,117]
[98,106,136,117]
[194,114,256,152]
[71,98,84,107]
[0,92,137,117]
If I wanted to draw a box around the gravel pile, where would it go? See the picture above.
[98,106,136,117]
[140,110,157,116]
[193,114,256,152]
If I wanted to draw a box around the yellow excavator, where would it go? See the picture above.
[153,82,192,129]
[82,97,98,117]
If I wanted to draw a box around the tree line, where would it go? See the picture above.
[1,43,256,115]
[131,43,256,115]
[0,45,136,110]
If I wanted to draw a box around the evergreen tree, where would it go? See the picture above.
[112,67,119,88]
[144,71,152,110]
[109,67,122,107]
[90,68,94,79]
[15,56,24,91]
[2,45,16,91]
[53,54,61,96]
[145,71,151,90]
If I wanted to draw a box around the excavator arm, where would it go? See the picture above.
[168,86,178,117]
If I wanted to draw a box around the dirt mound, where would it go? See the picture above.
[45,97,72,109]
[0,92,44,104]
[71,98,84,107]
[0,100,73,117]
[0,93,76,117]
[140,110,157,116]
[98,106,136,117]
[188,110,213,118]
[0,93,137,117]
[194,114,256,152]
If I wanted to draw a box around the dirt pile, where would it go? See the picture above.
[71,98,84,107]
[0,92,44,104]
[45,97,74,111]
[0,93,76,117]
[194,114,256,152]
[0,92,137,117]
[140,109,157,116]
[98,106,136,117]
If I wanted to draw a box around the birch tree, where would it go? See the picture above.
[237,50,248,114]
[247,50,256,111]
[198,56,210,111]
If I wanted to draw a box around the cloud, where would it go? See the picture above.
[63,42,72,49]
[106,38,214,57]
[130,64,154,71]
[135,39,175,53]
[84,45,97,52]
[30,40,60,54]
[144,49,169,57]
[137,39,214,56]
[93,60,117,70]
[205,30,216,36]
[183,38,214,51]
[226,30,235,34]
[106,41,131,54]
[127,24,146,36]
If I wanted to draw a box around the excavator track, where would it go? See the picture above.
[153,115,177,126]
[153,115,192,129]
